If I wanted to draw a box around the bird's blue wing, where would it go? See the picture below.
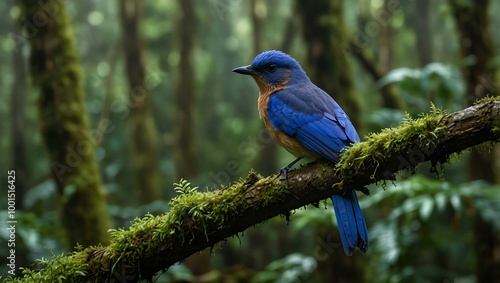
[267,84,368,255]
[267,84,359,162]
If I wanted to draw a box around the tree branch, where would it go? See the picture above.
[7,100,500,283]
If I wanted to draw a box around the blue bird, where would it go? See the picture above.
[233,50,368,255]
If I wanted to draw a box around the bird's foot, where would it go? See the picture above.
[279,166,292,186]
[279,156,303,186]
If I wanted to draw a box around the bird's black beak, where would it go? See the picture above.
[232,65,256,76]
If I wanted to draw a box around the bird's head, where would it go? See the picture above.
[233,50,309,92]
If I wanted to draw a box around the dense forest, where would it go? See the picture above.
[1,0,500,282]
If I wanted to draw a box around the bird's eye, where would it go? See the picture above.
[267,63,276,72]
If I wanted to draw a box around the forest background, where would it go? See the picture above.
[1,0,500,282]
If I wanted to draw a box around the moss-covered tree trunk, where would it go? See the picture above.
[449,0,500,281]
[297,0,364,131]
[174,0,198,179]
[296,1,366,281]
[119,0,162,204]
[20,0,110,248]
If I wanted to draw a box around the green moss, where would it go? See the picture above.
[336,106,447,184]
[493,122,500,138]
[100,171,288,270]
[2,247,93,283]
[473,95,500,105]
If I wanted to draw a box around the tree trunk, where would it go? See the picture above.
[119,0,163,205]
[449,0,500,281]
[297,0,364,131]
[19,0,111,248]
[377,0,392,73]
[174,0,198,179]
[414,0,433,66]
[296,0,365,281]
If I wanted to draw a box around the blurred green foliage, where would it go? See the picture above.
[377,63,465,112]
[252,253,317,283]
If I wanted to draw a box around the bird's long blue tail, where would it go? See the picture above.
[331,190,368,256]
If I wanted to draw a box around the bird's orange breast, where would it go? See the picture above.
[255,76,318,159]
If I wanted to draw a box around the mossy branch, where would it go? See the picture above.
[6,100,500,283]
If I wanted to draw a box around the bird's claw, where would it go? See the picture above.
[279,156,303,186]
[279,165,292,186]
